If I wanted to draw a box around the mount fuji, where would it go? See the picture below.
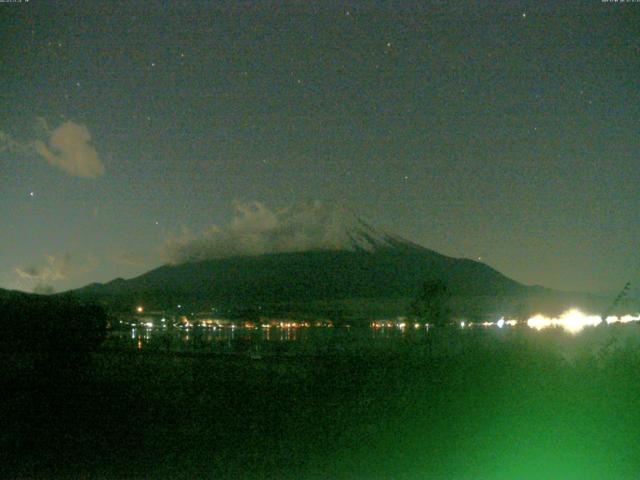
[75,203,544,317]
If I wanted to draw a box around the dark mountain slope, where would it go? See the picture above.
[77,243,531,311]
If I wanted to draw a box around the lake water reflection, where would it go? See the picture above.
[103,318,640,361]
[103,323,511,356]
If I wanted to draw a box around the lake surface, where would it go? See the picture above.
[103,320,640,360]
[104,324,505,356]
[106,309,640,356]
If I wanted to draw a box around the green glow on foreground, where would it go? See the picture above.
[5,326,640,479]
[306,330,640,480]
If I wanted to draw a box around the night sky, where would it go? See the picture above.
[1,1,639,294]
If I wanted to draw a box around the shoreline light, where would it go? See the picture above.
[370,310,640,335]
[526,309,640,334]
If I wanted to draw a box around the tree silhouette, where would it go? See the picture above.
[0,291,107,376]
[410,279,451,328]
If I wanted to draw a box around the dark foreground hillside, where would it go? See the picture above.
[2,328,640,479]
[0,290,107,355]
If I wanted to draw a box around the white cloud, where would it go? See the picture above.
[15,253,98,284]
[111,250,146,267]
[34,121,104,178]
[162,201,387,264]
[1,119,105,178]
[15,253,73,282]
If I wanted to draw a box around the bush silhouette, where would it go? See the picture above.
[0,292,107,374]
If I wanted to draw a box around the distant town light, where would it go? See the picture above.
[527,309,603,334]
[136,306,144,313]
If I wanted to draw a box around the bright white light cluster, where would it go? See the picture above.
[476,317,518,329]
[379,310,640,334]
[526,309,640,334]
[605,314,640,325]
[469,310,640,334]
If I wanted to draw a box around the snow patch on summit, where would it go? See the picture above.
[162,201,402,264]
